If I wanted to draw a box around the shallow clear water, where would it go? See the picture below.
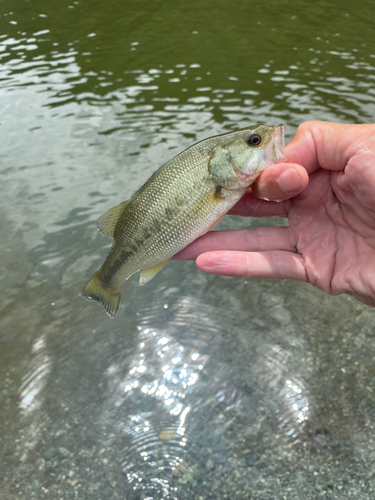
[1,0,375,498]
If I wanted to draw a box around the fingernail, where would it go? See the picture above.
[277,168,302,193]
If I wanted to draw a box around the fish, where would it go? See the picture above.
[80,124,286,318]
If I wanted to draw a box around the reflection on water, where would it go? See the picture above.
[117,323,206,497]
[2,0,375,498]
[19,335,51,416]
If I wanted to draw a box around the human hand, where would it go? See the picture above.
[175,121,375,307]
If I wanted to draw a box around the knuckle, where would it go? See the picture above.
[295,121,321,137]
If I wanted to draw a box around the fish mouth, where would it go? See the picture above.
[271,124,286,164]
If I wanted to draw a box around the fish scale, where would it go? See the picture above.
[81,124,286,318]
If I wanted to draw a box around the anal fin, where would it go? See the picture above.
[139,260,169,286]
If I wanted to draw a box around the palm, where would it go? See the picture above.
[287,165,375,304]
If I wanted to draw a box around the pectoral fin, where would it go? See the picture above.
[97,200,130,238]
[139,260,169,286]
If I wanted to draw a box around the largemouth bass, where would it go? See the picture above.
[81,124,285,318]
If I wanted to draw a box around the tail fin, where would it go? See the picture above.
[80,271,121,319]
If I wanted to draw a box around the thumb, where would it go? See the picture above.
[285,121,375,173]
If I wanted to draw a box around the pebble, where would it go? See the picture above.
[58,447,72,457]
[43,447,57,461]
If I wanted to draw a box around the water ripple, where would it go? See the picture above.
[104,322,208,499]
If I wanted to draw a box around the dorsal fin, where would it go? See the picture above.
[97,200,130,238]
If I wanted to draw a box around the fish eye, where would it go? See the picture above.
[247,133,262,147]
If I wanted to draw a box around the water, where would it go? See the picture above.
[1,0,375,498]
